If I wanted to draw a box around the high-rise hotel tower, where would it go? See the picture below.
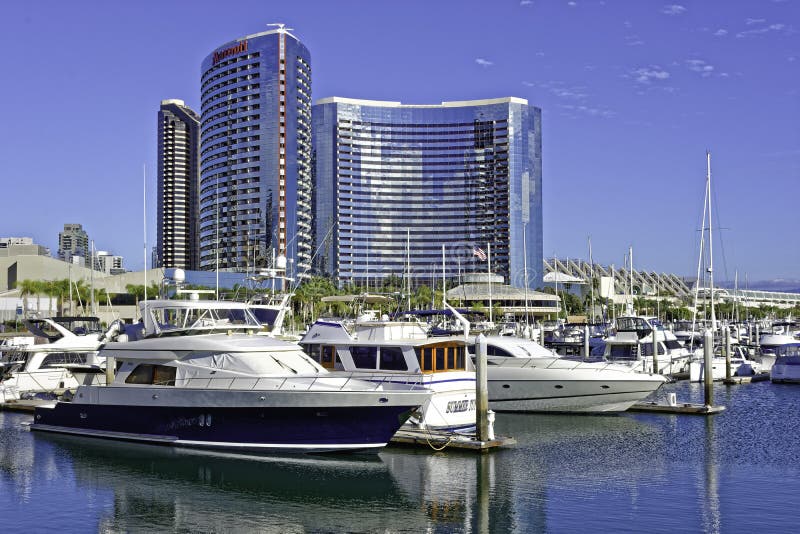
[157,99,200,270]
[313,97,542,288]
[199,28,313,275]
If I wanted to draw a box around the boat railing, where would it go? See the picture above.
[169,372,428,392]
[487,356,645,374]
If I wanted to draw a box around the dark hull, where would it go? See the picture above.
[32,402,416,453]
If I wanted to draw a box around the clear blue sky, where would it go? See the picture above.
[1,0,797,282]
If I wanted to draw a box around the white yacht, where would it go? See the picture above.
[475,336,666,412]
[31,300,431,453]
[0,317,115,402]
[759,321,799,354]
[602,316,691,377]
[300,316,476,432]
[687,344,762,382]
[770,343,800,384]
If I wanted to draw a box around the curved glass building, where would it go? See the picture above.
[312,97,542,288]
[199,29,312,276]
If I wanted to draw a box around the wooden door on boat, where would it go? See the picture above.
[320,345,337,369]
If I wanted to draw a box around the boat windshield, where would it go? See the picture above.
[775,344,800,358]
[147,304,261,335]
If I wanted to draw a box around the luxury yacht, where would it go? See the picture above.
[759,321,799,354]
[770,343,800,384]
[31,300,431,453]
[687,343,762,382]
[300,315,476,432]
[602,316,691,377]
[0,317,115,402]
[474,336,666,413]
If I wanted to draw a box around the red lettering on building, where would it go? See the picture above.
[213,40,249,65]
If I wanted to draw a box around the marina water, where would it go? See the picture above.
[2,380,798,533]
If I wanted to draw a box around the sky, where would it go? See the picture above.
[1,0,798,282]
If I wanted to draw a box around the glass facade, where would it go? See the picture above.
[157,99,200,270]
[199,30,312,276]
[312,97,542,288]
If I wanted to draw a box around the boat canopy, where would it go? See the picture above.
[140,300,262,336]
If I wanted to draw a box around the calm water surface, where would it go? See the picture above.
[2,381,798,533]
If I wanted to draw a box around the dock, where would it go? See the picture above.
[629,401,726,415]
[723,372,770,385]
[390,428,515,451]
[0,399,51,413]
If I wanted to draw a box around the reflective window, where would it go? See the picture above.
[350,346,377,369]
[379,347,408,371]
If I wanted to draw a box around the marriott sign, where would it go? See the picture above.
[213,40,248,65]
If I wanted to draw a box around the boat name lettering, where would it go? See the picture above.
[445,399,475,414]
[213,40,248,65]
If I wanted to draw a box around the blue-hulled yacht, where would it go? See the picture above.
[31,300,431,453]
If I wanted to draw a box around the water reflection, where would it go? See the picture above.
[38,433,411,532]
[701,416,720,534]
[4,381,800,533]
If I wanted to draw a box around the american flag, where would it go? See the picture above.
[473,246,487,261]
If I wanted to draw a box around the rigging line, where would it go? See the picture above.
[289,220,338,293]
[711,184,732,285]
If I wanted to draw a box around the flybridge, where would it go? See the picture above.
[213,40,248,65]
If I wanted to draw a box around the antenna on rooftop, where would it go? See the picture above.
[267,23,293,33]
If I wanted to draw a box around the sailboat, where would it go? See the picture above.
[687,152,761,381]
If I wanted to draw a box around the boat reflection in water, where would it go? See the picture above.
[36,432,412,533]
[27,409,726,533]
[11,379,798,532]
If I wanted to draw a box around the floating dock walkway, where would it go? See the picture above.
[723,372,770,385]
[390,428,515,451]
[629,401,726,415]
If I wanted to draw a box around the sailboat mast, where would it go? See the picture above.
[628,246,634,315]
[143,163,148,308]
[707,151,717,331]
[588,235,594,322]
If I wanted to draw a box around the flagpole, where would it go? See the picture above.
[524,224,529,327]
[487,242,493,325]
[441,244,446,308]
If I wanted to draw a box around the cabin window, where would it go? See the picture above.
[486,345,514,357]
[416,347,434,372]
[379,347,407,371]
[456,346,465,368]
[350,346,377,370]
[664,339,683,350]
[415,345,466,373]
[435,348,445,370]
[640,343,665,356]
[40,352,89,368]
[125,364,176,386]
[125,364,154,384]
[609,345,637,360]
